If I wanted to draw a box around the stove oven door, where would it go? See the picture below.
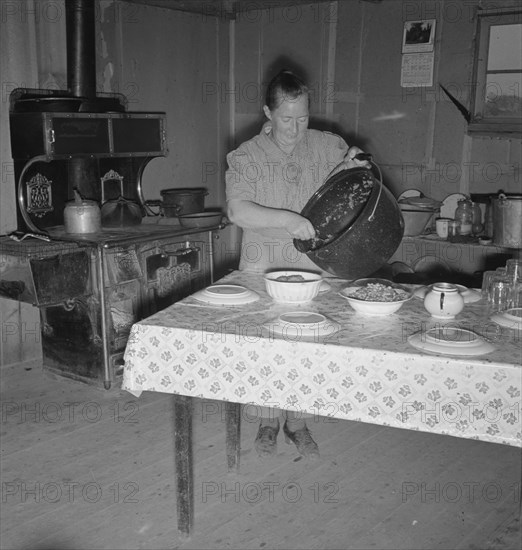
[138,234,211,317]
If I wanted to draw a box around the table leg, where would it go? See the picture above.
[225,402,241,472]
[174,395,193,536]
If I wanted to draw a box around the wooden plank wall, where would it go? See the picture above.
[231,0,522,199]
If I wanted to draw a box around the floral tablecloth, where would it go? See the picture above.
[122,271,521,447]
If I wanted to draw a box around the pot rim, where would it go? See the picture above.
[160,187,208,196]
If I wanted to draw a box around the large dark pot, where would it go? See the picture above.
[294,168,404,279]
[145,187,208,217]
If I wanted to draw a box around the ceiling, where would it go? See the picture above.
[120,0,356,18]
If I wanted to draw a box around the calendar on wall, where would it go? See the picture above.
[400,52,434,87]
[400,19,436,87]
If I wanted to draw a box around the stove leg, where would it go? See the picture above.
[225,402,241,472]
[174,395,193,536]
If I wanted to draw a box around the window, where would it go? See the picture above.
[470,7,522,134]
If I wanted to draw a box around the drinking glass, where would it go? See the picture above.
[481,270,496,300]
[506,259,522,284]
[511,280,522,308]
[489,278,513,312]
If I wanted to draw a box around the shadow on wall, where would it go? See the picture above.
[233,55,369,152]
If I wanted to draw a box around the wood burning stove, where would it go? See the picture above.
[0,228,217,389]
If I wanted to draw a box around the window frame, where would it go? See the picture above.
[469,7,522,136]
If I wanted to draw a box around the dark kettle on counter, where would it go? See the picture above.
[101,196,143,227]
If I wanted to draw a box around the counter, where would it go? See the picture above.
[389,235,515,278]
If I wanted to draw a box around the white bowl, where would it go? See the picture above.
[339,278,413,316]
[264,270,323,304]
[400,208,436,236]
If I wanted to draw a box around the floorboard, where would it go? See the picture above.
[1,363,520,550]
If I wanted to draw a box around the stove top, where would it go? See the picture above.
[44,220,217,247]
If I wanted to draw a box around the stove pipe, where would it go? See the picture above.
[65,0,98,200]
[65,0,96,99]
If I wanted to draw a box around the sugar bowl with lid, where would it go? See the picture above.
[424,282,465,319]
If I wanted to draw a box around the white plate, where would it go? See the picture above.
[408,327,495,356]
[192,284,260,305]
[412,255,451,275]
[414,284,481,303]
[440,193,467,219]
[491,308,522,330]
[265,312,340,338]
[398,189,422,201]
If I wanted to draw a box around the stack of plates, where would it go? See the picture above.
[408,327,495,356]
[192,284,260,305]
[491,308,522,330]
[265,311,340,338]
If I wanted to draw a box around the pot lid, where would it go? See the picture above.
[66,199,99,207]
[399,196,441,209]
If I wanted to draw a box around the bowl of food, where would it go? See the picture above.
[339,278,413,315]
[264,270,323,304]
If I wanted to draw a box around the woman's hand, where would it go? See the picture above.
[343,146,372,169]
[326,146,372,180]
[283,211,316,241]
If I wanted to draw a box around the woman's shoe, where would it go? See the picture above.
[283,421,320,459]
[254,420,280,457]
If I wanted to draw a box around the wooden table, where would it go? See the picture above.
[122,271,521,534]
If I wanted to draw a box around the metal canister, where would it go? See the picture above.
[491,194,522,248]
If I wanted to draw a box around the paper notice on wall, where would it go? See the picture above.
[401,53,434,87]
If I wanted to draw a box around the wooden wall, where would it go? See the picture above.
[98,1,231,207]
[0,0,233,367]
[231,0,521,200]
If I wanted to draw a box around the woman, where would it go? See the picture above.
[225,70,369,459]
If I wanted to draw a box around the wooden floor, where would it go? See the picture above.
[1,362,521,550]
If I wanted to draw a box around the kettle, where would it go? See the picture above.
[101,196,143,227]
[64,189,102,234]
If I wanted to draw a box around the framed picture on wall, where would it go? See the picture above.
[402,20,436,53]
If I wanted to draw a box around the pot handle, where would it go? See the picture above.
[367,180,383,222]
[366,160,383,222]
[144,199,162,217]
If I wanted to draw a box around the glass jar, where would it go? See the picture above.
[455,199,474,236]
[448,220,459,238]
[471,202,484,234]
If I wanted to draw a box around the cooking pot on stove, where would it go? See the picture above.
[145,187,208,217]
[101,196,143,227]
[294,167,404,279]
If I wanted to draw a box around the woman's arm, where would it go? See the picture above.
[227,199,316,241]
